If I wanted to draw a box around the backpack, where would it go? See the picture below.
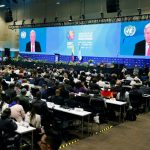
[125,109,137,121]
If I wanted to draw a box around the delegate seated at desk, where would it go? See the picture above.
[100,87,113,99]
[0,108,20,150]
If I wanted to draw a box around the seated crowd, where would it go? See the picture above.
[0,64,150,149]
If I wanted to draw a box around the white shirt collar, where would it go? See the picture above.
[146,42,149,56]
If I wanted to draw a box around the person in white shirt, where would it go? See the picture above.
[25,105,42,149]
[25,106,41,128]
[10,102,25,122]
[116,87,132,109]
[130,76,142,86]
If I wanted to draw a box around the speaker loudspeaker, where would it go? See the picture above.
[106,0,119,13]
[5,8,13,22]
[4,48,10,57]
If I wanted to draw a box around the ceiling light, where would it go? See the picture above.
[68,16,73,22]
[137,8,142,15]
[55,17,58,22]
[56,1,60,5]
[43,18,46,24]
[13,20,17,25]
[0,4,5,8]
[81,14,85,20]
[31,19,34,24]
[117,10,122,17]
[22,19,25,25]
[100,12,104,19]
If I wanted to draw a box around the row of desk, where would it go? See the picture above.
[43,98,127,137]
[47,102,92,137]
[0,91,148,150]
[13,94,150,150]
[15,122,36,150]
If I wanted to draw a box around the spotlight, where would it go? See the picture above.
[137,8,142,15]
[22,19,25,25]
[43,18,46,24]
[31,19,34,24]
[0,4,5,8]
[56,1,60,5]
[13,20,17,25]
[100,12,104,19]
[117,9,122,17]
[68,15,73,22]
[54,17,58,22]
[81,14,85,20]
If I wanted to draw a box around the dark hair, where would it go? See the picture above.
[0,93,10,106]
[9,83,15,89]
[45,128,62,150]
[30,106,36,123]
[1,108,11,119]
[36,91,42,100]
[21,88,27,95]
[119,87,126,101]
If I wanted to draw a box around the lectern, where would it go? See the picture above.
[54,53,60,62]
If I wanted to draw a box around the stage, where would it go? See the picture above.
[19,53,150,68]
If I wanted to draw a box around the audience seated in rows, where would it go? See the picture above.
[0,63,149,149]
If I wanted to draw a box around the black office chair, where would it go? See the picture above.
[52,110,75,141]
[140,86,150,95]
[74,95,91,111]
[129,90,143,114]
[31,87,40,98]
[89,97,108,133]
[89,97,107,120]
[122,80,131,85]
[47,87,56,97]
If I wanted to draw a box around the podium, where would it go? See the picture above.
[54,53,60,62]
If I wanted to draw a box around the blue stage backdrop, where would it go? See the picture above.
[19,20,150,67]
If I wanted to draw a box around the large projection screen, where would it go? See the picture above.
[19,20,150,59]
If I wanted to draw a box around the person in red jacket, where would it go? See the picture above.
[100,86,113,99]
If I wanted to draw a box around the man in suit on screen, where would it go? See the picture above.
[134,23,150,56]
[25,30,41,52]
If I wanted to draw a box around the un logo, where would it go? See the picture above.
[21,31,26,39]
[124,25,136,36]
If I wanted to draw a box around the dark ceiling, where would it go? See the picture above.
[0,0,26,7]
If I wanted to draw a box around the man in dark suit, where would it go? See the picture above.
[134,40,145,55]
[134,23,150,56]
[25,30,41,52]
[32,91,53,129]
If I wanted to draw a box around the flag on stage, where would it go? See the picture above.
[71,45,75,62]
[78,44,82,61]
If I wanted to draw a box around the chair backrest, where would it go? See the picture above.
[31,87,40,98]
[140,86,150,94]
[129,90,142,108]
[64,97,78,108]
[90,97,105,108]
[75,95,91,110]
[0,130,4,149]
[47,87,55,97]
[122,80,131,85]
[89,97,106,114]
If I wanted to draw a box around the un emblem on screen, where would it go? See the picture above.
[21,31,26,39]
[124,25,136,36]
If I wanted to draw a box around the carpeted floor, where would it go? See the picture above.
[63,112,150,150]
